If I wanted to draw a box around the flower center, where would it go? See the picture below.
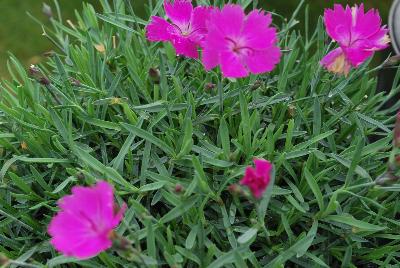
[172,23,194,37]
[225,37,253,56]
[78,211,104,234]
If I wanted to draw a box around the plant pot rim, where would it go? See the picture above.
[390,0,400,54]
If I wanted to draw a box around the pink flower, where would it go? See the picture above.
[240,159,273,199]
[202,4,281,78]
[146,0,213,58]
[321,4,390,76]
[48,181,126,259]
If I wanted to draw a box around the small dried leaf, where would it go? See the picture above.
[94,43,106,53]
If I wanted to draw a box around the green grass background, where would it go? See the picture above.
[0,0,100,78]
[0,0,398,266]
[0,0,393,78]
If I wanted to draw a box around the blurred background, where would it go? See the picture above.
[0,0,394,78]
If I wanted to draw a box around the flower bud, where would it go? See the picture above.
[28,64,40,77]
[251,80,262,91]
[228,184,243,196]
[288,105,296,118]
[76,172,85,180]
[110,231,132,251]
[148,68,160,84]
[0,254,9,266]
[375,172,397,186]
[39,77,51,86]
[205,82,215,91]
[42,3,53,18]
[174,184,183,193]
[70,78,81,86]
[394,111,400,148]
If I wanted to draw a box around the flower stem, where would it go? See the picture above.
[218,80,223,115]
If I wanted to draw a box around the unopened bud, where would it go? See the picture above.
[205,82,215,91]
[76,172,85,180]
[69,78,81,86]
[174,184,183,193]
[0,254,9,266]
[228,184,243,195]
[42,3,53,18]
[148,68,160,84]
[110,231,132,251]
[394,111,400,148]
[251,80,262,91]
[39,77,51,86]
[375,172,397,186]
[28,64,40,76]
[288,105,296,118]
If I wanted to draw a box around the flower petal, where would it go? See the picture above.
[48,210,112,259]
[242,10,277,50]
[254,159,273,178]
[365,28,390,51]
[324,4,352,45]
[352,4,383,41]
[245,46,281,74]
[343,42,374,67]
[240,167,257,186]
[146,16,174,42]
[213,4,245,36]
[189,6,214,45]
[321,47,352,76]
[49,181,124,259]
[202,48,220,71]
[59,181,114,226]
[164,0,193,26]
[220,51,248,78]
[172,36,199,58]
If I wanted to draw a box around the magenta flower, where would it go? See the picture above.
[321,4,390,76]
[146,0,213,58]
[48,181,126,259]
[240,159,273,199]
[202,4,281,78]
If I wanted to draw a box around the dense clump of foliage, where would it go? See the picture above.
[0,0,399,267]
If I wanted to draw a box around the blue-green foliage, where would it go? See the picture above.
[0,0,399,267]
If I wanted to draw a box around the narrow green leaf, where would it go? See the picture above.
[139,182,166,192]
[160,196,199,224]
[325,215,386,232]
[219,117,230,158]
[268,221,318,266]
[237,228,258,245]
[72,146,138,192]
[304,167,324,211]
[121,123,175,156]
[286,195,306,213]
